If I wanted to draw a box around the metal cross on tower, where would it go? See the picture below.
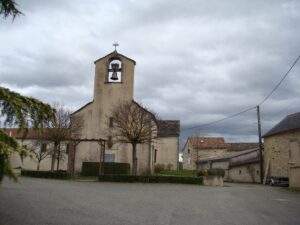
[113,42,119,51]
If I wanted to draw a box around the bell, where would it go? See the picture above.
[110,63,119,80]
[110,71,119,80]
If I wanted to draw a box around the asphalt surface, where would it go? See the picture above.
[0,177,300,225]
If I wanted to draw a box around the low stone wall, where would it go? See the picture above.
[203,175,223,186]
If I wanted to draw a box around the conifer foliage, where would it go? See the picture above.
[0,87,55,181]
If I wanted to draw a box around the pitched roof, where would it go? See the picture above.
[157,120,180,137]
[132,101,180,138]
[94,51,136,65]
[197,148,259,167]
[229,148,260,167]
[188,137,227,149]
[2,128,50,140]
[263,112,300,138]
[132,100,157,123]
[227,142,259,151]
[71,101,93,115]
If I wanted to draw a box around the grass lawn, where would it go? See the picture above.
[156,170,197,177]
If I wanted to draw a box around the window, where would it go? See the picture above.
[41,143,47,153]
[105,154,115,162]
[66,143,70,155]
[107,136,113,149]
[109,117,114,128]
[154,149,158,163]
[107,59,122,83]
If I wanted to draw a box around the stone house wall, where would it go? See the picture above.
[228,163,260,183]
[182,144,227,170]
[264,130,300,178]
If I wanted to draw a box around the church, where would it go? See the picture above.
[6,47,180,175]
[68,48,180,174]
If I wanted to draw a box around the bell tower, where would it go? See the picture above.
[92,45,136,137]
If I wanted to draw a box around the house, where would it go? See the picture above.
[182,136,258,170]
[182,137,227,170]
[263,112,300,188]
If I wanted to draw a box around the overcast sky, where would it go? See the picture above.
[1,0,299,143]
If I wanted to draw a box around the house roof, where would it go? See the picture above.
[263,112,300,138]
[71,101,93,115]
[132,101,180,138]
[157,120,180,137]
[188,137,227,150]
[227,142,259,151]
[197,148,259,167]
[2,128,50,140]
[94,51,136,65]
[229,148,260,168]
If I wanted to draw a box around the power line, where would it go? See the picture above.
[259,55,300,105]
[182,54,300,132]
[182,106,256,131]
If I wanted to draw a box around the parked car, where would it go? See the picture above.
[266,176,289,187]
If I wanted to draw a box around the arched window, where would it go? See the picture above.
[107,58,122,83]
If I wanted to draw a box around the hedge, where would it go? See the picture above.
[81,162,130,176]
[21,170,71,179]
[197,168,225,177]
[99,174,203,184]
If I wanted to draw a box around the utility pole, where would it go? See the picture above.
[256,105,264,183]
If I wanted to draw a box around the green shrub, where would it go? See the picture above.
[197,168,225,177]
[99,174,203,185]
[21,170,70,179]
[154,164,165,173]
[81,162,130,176]
[158,169,196,177]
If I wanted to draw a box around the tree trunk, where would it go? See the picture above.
[148,141,152,175]
[37,162,40,171]
[51,142,58,172]
[132,143,137,176]
[99,143,105,176]
[56,143,61,171]
[0,155,5,182]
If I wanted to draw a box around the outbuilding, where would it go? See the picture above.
[263,112,300,188]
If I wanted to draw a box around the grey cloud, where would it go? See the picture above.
[1,0,300,143]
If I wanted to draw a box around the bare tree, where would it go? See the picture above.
[29,140,51,171]
[46,104,83,171]
[110,101,157,175]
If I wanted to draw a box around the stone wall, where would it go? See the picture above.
[228,163,260,183]
[264,130,300,178]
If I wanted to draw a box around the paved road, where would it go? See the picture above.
[0,178,300,225]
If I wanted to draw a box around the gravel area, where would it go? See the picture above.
[1,177,300,225]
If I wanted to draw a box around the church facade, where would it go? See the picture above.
[69,50,180,174]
